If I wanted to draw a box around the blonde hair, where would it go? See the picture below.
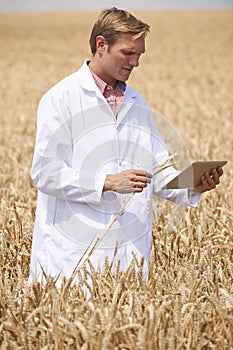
[89,7,150,55]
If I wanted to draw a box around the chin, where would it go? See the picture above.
[120,73,131,81]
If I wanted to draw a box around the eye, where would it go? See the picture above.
[122,50,134,56]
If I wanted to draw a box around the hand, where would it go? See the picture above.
[193,167,223,193]
[103,169,152,194]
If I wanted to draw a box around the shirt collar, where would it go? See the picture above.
[89,65,126,94]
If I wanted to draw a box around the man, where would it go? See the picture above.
[29,8,223,283]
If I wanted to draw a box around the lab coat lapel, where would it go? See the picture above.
[77,61,116,120]
[77,61,106,101]
[76,61,138,123]
[117,88,137,124]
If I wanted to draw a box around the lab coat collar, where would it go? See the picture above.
[76,60,138,104]
[77,60,100,93]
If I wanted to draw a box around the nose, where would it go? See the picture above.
[129,55,140,67]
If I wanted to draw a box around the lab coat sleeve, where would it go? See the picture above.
[150,118,202,208]
[154,187,202,207]
[31,90,105,205]
[153,164,202,207]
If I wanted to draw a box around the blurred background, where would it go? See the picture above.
[0,0,233,12]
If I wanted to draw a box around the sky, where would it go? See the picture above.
[0,0,233,13]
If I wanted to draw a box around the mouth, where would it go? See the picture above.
[122,67,132,73]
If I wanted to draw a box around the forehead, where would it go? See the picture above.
[112,32,145,52]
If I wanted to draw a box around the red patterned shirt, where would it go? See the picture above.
[90,69,125,117]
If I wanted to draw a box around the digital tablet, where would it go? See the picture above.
[162,160,228,189]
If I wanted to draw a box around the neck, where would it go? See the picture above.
[88,60,117,88]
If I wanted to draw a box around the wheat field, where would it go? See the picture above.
[0,10,233,349]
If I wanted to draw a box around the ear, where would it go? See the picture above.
[96,35,107,53]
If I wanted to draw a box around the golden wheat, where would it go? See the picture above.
[0,10,232,350]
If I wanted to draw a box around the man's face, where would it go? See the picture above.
[98,32,145,87]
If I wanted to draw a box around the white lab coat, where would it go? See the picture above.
[29,60,201,283]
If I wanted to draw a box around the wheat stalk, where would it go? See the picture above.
[2,13,232,348]
[75,154,177,271]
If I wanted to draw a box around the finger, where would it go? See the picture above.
[200,174,208,187]
[204,173,216,188]
[133,181,148,188]
[135,175,151,184]
[133,169,153,178]
[217,166,223,176]
[132,183,144,193]
[128,172,151,183]
[199,174,209,187]
[144,171,153,178]
[210,168,220,185]
[133,187,143,193]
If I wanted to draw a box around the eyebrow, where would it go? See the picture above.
[121,48,145,54]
